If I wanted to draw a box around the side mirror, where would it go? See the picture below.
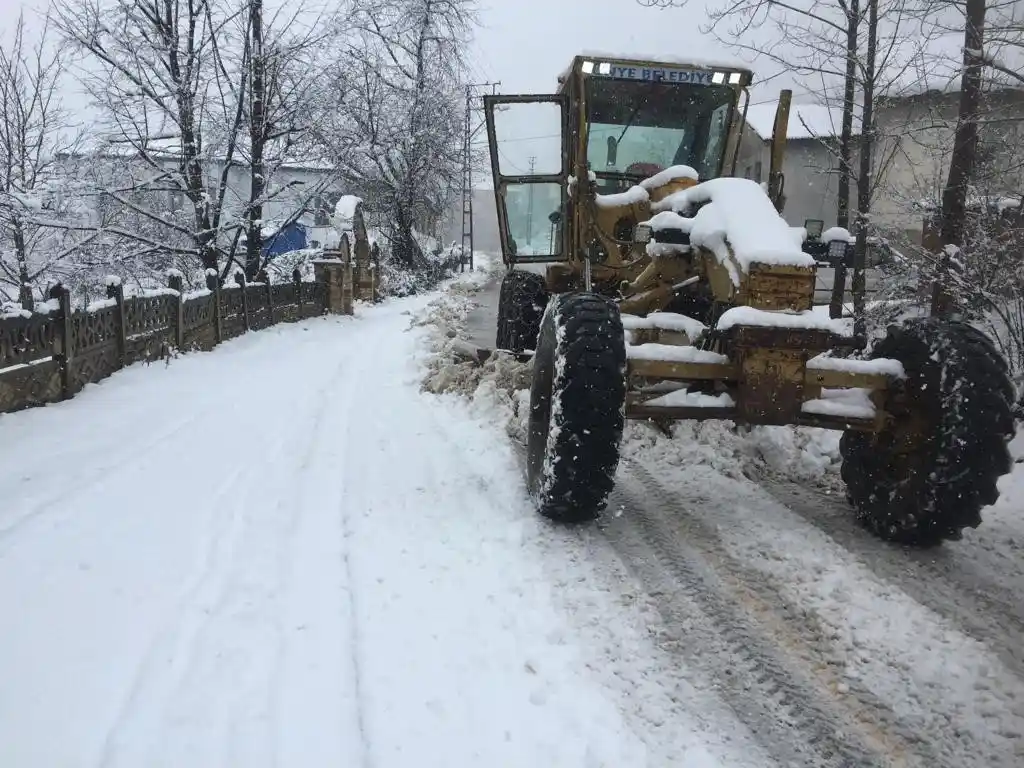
[606,136,618,167]
[548,210,561,224]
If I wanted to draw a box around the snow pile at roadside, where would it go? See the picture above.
[416,256,537,442]
[621,420,842,488]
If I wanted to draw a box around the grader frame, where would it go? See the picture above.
[484,53,1014,547]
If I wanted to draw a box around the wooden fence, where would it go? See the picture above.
[0,267,340,415]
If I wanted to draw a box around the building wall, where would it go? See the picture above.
[871,89,1024,237]
[734,129,842,230]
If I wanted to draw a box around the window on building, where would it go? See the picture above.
[754,161,763,181]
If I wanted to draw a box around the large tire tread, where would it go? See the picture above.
[496,270,548,353]
[528,292,626,523]
[841,318,1013,546]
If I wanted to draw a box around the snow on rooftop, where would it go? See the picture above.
[652,178,816,278]
[744,103,860,142]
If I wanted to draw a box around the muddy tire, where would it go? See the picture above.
[496,270,549,353]
[526,292,626,522]
[840,318,1014,546]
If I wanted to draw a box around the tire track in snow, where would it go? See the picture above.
[93,464,249,768]
[327,333,378,768]
[0,408,209,552]
[273,313,391,768]
[94,321,365,768]
[429,406,778,766]
[751,470,1024,682]
[621,460,1024,767]
[141,336,370,768]
[602,460,928,768]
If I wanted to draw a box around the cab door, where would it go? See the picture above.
[483,94,569,265]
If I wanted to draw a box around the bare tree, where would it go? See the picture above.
[0,12,94,309]
[240,0,334,279]
[52,0,250,278]
[312,0,474,267]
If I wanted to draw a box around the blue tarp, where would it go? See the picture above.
[262,221,308,257]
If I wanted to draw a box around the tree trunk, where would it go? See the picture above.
[932,0,987,317]
[836,0,859,231]
[852,0,878,339]
[246,0,266,280]
[13,222,33,310]
[829,0,859,319]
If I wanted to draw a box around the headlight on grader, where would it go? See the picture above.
[633,223,653,243]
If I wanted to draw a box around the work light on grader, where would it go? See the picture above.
[484,53,1014,546]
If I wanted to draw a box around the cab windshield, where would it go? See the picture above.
[585,77,736,185]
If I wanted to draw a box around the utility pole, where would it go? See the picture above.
[525,156,536,246]
[460,81,500,271]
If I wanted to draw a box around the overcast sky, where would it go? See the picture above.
[469,0,792,98]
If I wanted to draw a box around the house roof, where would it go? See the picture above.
[744,102,861,141]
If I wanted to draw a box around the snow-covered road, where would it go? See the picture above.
[4,264,1024,768]
[1,283,776,767]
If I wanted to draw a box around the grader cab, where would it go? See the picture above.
[484,53,1014,547]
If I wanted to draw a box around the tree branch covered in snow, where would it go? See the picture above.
[0,12,93,309]
[308,0,475,269]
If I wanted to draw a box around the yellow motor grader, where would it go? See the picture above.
[484,53,1014,546]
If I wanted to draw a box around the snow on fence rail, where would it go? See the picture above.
[0,264,353,415]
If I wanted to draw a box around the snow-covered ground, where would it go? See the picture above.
[3,255,1023,767]
[0,258,779,768]
[428,258,1024,768]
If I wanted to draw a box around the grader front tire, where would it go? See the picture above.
[840,318,1014,546]
[526,292,626,523]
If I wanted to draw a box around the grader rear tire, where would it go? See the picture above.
[526,292,626,523]
[496,270,548,353]
[840,318,1014,546]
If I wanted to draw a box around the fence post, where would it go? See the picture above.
[50,284,74,400]
[235,272,251,331]
[106,277,127,369]
[293,268,303,320]
[340,234,353,314]
[207,270,222,345]
[167,271,185,349]
[370,242,381,303]
[264,272,274,325]
[313,260,346,315]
